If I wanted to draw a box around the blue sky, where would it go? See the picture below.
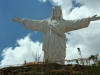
[0,0,53,65]
[0,0,51,49]
[0,0,100,66]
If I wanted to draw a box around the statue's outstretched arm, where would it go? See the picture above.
[90,15,100,21]
[12,17,46,32]
[12,17,23,23]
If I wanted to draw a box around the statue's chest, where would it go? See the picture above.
[48,20,63,28]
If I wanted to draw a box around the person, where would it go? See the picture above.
[12,6,100,64]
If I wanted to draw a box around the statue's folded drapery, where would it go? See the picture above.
[22,17,90,62]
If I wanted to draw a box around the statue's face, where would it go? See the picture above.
[53,7,61,18]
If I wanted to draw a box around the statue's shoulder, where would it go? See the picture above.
[46,18,51,20]
[63,19,72,22]
[43,18,50,21]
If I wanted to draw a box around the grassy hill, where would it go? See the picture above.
[0,62,100,75]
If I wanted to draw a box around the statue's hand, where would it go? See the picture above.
[90,15,100,21]
[12,17,23,23]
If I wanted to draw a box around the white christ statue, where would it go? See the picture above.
[12,6,100,64]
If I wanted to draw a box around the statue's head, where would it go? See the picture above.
[51,6,63,19]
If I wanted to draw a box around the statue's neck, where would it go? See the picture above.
[53,16,60,20]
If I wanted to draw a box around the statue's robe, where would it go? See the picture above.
[22,17,90,62]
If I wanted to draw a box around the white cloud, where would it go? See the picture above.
[39,0,47,3]
[76,0,100,10]
[0,34,43,66]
